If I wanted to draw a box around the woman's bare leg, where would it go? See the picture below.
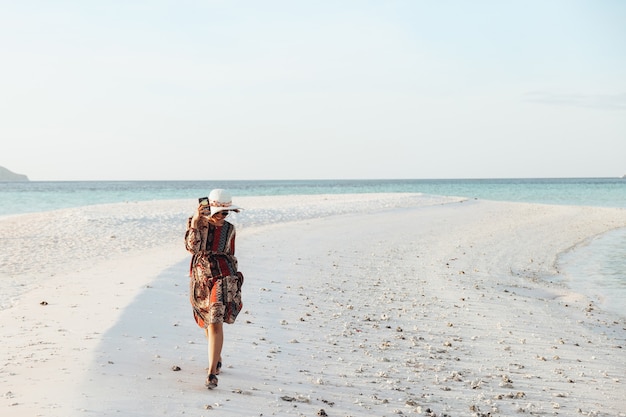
[207,322,223,376]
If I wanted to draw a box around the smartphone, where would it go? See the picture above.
[199,197,209,206]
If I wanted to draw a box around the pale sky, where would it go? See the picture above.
[1,0,625,181]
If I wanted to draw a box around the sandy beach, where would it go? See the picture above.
[1,194,625,417]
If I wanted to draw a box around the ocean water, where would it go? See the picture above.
[558,228,626,318]
[1,177,625,217]
[1,178,625,317]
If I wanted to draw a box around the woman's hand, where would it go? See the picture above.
[191,205,210,228]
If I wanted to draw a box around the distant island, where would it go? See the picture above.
[0,166,29,181]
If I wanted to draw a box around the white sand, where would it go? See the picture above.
[1,194,625,417]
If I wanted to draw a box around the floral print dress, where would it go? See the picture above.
[185,219,243,327]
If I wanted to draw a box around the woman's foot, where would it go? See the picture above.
[215,361,222,375]
[205,373,218,389]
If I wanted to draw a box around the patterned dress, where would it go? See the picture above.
[185,219,243,327]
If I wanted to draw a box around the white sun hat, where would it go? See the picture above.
[208,188,242,216]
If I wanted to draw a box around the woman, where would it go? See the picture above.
[185,188,244,389]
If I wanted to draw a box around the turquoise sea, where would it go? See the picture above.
[1,178,625,318]
[1,178,625,217]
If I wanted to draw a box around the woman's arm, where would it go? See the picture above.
[185,208,208,254]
